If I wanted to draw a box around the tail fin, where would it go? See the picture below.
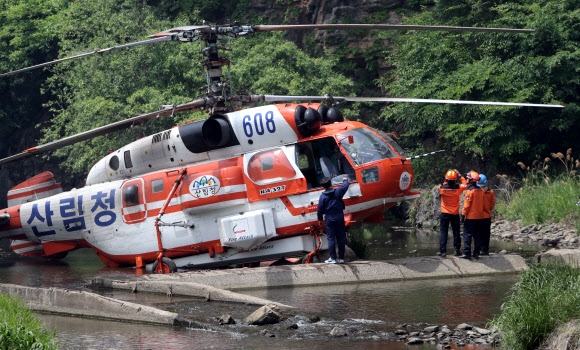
[7,171,63,207]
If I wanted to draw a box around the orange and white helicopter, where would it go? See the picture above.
[0,23,564,273]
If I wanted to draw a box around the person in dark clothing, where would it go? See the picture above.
[437,169,467,257]
[317,176,350,264]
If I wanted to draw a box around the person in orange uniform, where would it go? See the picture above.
[460,171,486,259]
[477,174,495,255]
[437,169,467,257]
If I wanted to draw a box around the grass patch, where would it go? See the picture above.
[495,148,580,231]
[490,263,580,350]
[0,294,58,350]
[497,178,580,229]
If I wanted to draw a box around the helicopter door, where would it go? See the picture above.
[121,179,147,224]
[243,146,307,202]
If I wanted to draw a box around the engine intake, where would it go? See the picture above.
[179,114,239,153]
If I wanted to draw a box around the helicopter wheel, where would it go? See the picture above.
[152,257,177,274]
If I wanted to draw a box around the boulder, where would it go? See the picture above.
[244,304,282,325]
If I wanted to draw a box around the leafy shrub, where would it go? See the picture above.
[0,294,58,350]
[490,263,580,350]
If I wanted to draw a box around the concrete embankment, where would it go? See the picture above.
[0,283,178,325]
[93,254,528,293]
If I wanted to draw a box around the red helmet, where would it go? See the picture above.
[445,170,458,181]
[467,170,480,182]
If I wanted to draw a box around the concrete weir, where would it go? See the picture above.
[94,254,528,292]
[0,283,178,325]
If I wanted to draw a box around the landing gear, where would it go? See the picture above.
[302,254,320,264]
[152,257,177,273]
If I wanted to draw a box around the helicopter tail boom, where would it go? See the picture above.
[7,172,63,207]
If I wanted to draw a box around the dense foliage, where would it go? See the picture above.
[380,0,580,181]
[0,294,58,350]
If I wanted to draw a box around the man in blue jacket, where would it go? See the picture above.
[317,176,350,264]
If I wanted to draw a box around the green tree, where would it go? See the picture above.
[41,0,206,179]
[230,32,353,97]
[0,0,64,151]
[380,0,578,175]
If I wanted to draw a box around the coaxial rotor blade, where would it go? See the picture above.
[339,97,565,108]
[262,95,565,108]
[149,25,211,36]
[3,22,533,78]
[0,36,175,78]
[0,98,207,166]
[253,23,534,34]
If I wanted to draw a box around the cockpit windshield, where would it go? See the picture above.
[338,128,402,166]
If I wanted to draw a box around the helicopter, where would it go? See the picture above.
[0,22,564,273]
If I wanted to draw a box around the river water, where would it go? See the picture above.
[0,223,541,350]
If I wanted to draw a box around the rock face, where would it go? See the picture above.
[411,186,441,229]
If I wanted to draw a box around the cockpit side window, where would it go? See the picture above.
[339,128,399,166]
[296,138,356,187]
[377,130,406,156]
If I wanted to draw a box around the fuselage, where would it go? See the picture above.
[0,103,418,268]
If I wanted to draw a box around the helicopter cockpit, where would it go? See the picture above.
[294,127,406,189]
[339,128,404,165]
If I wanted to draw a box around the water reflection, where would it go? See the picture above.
[242,275,518,328]
[1,223,541,350]
[349,222,541,260]
[0,248,135,290]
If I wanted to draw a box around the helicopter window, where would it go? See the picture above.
[124,150,133,169]
[151,179,164,193]
[248,149,296,184]
[362,167,380,183]
[297,153,310,169]
[339,128,398,166]
[123,185,140,206]
[261,157,274,171]
[377,130,406,156]
[312,137,342,182]
[109,155,119,171]
[295,143,317,188]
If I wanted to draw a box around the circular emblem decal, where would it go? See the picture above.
[189,175,221,198]
[399,171,411,190]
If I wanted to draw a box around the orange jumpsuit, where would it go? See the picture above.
[461,183,486,258]
[480,188,495,254]
[438,177,466,255]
